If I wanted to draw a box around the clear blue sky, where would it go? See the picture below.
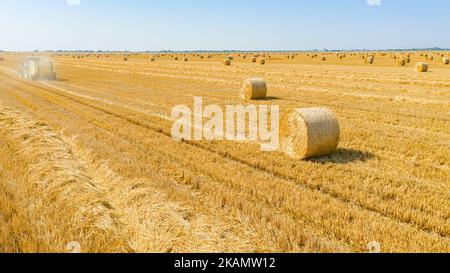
[1,0,449,51]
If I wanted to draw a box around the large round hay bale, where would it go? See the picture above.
[416,62,429,72]
[184,57,188,61]
[442,57,449,65]
[259,59,266,65]
[224,59,231,66]
[397,59,406,66]
[280,108,340,159]
[366,56,374,64]
[240,78,267,100]
[251,57,257,63]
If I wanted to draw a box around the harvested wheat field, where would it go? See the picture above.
[0,51,449,253]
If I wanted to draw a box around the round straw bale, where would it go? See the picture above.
[259,59,266,65]
[251,57,257,63]
[366,56,374,64]
[397,59,406,66]
[224,59,231,66]
[184,57,188,61]
[240,78,267,100]
[416,62,428,72]
[442,57,449,65]
[280,108,340,159]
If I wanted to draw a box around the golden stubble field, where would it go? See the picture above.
[0,51,449,253]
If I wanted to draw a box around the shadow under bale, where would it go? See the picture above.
[259,96,282,101]
[307,148,375,164]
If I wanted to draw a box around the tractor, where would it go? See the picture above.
[20,57,56,80]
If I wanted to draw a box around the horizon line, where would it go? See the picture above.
[2,47,450,53]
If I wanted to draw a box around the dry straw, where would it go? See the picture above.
[224,59,231,66]
[416,62,429,72]
[259,59,266,65]
[240,78,267,100]
[280,108,340,159]
[0,106,131,252]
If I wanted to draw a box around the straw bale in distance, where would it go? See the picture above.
[442,57,449,65]
[416,62,428,72]
[366,56,374,64]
